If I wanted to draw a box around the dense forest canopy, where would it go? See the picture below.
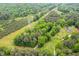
[0,3,79,56]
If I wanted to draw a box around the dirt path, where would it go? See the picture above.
[40,26,77,56]
[0,7,60,49]
[0,21,37,48]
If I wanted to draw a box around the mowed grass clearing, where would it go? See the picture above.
[0,21,37,48]
[0,8,58,49]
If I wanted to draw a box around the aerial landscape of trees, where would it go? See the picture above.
[0,3,79,56]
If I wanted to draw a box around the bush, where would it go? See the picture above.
[49,25,60,36]
[75,20,79,28]
[14,32,37,47]
[56,19,66,27]
[73,43,79,52]
[63,38,76,48]
[10,47,38,56]
[66,19,75,26]
[0,47,11,56]
[38,36,48,47]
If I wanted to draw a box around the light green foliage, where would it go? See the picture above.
[0,4,79,56]
[38,36,48,47]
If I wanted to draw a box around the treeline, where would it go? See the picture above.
[0,4,55,39]
[0,4,79,56]
[14,20,60,47]
[13,7,79,55]
[0,4,55,20]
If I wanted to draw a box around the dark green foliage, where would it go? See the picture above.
[75,20,79,28]
[0,18,33,38]
[1,3,79,56]
[14,33,37,47]
[66,19,75,26]
[0,4,53,39]
[0,4,52,19]
[73,43,79,52]
[0,12,11,20]
[14,17,60,47]
[56,32,79,55]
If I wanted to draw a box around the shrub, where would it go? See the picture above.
[0,47,11,56]
[10,47,38,56]
[38,36,48,47]
[75,20,79,28]
[14,32,37,47]
[73,43,79,52]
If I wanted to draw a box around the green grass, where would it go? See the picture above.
[14,15,34,21]
[0,8,62,49]
[0,21,37,48]
[0,8,53,48]
[39,26,78,55]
